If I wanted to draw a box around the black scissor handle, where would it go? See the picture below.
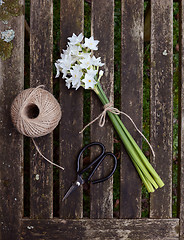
[77,142,105,173]
[77,142,117,184]
[90,152,117,184]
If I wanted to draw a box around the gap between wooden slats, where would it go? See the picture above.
[150,0,173,218]
[120,0,143,218]
[90,0,114,219]
[59,0,84,219]
[0,0,24,239]
[30,0,53,219]
[179,0,184,238]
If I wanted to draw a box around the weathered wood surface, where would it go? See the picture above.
[30,0,53,219]
[179,0,184,238]
[0,0,24,239]
[1,0,183,239]
[120,0,143,218]
[150,0,173,218]
[21,218,179,240]
[59,0,84,219]
[90,0,114,219]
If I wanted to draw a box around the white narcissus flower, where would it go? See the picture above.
[57,55,74,78]
[72,80,81,90]
[78,52,91,59]
[91,56,104,67]
[82,73,97,89]
[55,62,62,78]
[55,33,105,90]
[69,45,82,56]
[70,65,83,89]
[79,55,93,69]
[68,33,84,45]
[65,77,72,89]
[61,46,77,62]
[61,47,71,58]
[82,36,99,50]
[87,68,98,78]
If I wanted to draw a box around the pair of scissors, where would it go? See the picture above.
[62,142,117,201]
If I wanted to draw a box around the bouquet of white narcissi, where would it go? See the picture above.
[55,33,164,193]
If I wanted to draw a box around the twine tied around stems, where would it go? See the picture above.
[80,102,155,158]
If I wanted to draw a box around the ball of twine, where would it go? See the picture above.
[11,86,62,138]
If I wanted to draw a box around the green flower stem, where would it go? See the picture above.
[94,83,164,192]
[94,85,155,190]
[115,114,164,187]
[95,86,157,191]
[132,158,155,193]
[97,83,163,188]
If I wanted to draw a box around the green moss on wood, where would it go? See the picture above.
[0,0,22,21]
[0,0,22,60]
[0,39,13,60]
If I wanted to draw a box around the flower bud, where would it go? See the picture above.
[99,70,104,77]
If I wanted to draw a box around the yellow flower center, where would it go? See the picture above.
[88,80,91,82]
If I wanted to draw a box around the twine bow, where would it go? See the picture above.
[80,102,155,158]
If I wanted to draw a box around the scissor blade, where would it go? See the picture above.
[62,175,84,201]
[62,184,78,201]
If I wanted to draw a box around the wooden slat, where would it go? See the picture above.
[21,218,179,240]
[59,0,84,218]
[30,0,53,218]
[120,0,143,218]
[179,0,184,238]
[90,0,114,219]
[150,0,173,218]
[0,0,24,239]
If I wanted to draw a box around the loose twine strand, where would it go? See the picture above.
[32,138,64,170]
[80,103,155,158]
